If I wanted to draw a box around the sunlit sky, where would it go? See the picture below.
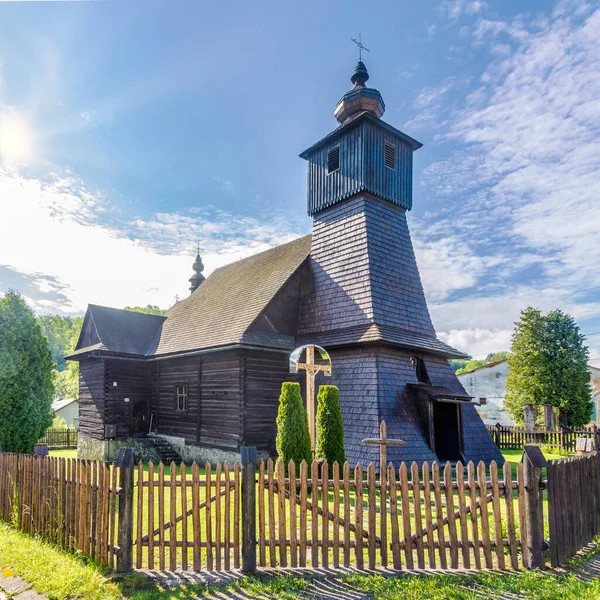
[0,0,599,361]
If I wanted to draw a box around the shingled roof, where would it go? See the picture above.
[66,305,166,359]
[149,235,312,356]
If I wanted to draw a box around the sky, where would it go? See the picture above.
[0,0,599,362]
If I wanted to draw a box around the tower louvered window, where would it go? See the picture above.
[327,147,340,173]
[385,142,395,169]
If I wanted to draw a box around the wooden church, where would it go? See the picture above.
[67,60,502,467]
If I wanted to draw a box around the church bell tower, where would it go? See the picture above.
[296,59,500,468]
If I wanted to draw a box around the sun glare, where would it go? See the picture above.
[0,110,33,165]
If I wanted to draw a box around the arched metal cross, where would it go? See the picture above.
[290,344,332,454]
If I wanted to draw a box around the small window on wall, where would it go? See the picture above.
[175,384,188,411]
[411,357,431,385]
[385,142,395,169]
[479,397,487,406]
[327,146,340,173]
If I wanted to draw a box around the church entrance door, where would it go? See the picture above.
[433,401,462,461]
[131,400,149,436]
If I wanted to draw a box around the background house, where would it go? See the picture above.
[458,360,600,426]
[51,397,79,429]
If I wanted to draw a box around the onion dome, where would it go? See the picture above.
[189,249,205,294]
[334,61,385,125]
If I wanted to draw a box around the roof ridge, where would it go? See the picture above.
[210,234,312,275]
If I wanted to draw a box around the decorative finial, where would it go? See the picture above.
[189,244,206,294]
[351,33,370,62]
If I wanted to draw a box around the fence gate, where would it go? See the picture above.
[255,457,524,571]
[134,461,241,571]
[547,452,600,566]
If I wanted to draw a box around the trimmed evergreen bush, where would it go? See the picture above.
[0,291,54,453]
[275,382,312,469]
[315,385,346,465]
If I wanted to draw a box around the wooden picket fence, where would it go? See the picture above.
[548,452,600,566]
[255,458,523,570]
[134,461,242,571]
[38,429,78,449]
[0,453,119,568]
[488,425,599,452]
[4,447,600,572]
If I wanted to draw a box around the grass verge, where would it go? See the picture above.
[3,519,600,599]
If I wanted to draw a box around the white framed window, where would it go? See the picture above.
[175,384,188,411]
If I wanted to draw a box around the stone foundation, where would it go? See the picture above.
[78,431,269,465]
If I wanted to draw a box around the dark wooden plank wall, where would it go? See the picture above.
[244,349,302,452]
[199,350,243,449]
[105,360,153,438]
[154,356,201,443]
[78,358,106,440]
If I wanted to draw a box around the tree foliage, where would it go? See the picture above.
[275,382,312,470]
[124,305,167,316]
[37,315,83,371]
[454,351,511,375]
[315,385,346,466]
[0,291,54,453]
[505,307,591,427]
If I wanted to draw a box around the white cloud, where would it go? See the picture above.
[439,0,487,20]
[417,3,600,358]
[0,168,303,314]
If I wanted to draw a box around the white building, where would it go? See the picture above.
[457,360,512,426]
[51,397,79,429]
[458,360,600,426]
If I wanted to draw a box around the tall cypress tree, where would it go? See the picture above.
[0,291,54,453]
[275,382,312,470]
[315,385,346,465]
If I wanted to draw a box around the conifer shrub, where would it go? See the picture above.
[0,291,54,453]
[275,382,312,470]
[315,385,346,466]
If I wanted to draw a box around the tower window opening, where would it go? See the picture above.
[385,143,395,169]
[327,147,340,173]
[411,357,431,385]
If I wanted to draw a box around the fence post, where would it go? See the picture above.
[241,446,257,573]
[116,448,135,572]
[522,445,548,569]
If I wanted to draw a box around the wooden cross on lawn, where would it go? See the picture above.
[362,420,406,476]
[289,344,332,455]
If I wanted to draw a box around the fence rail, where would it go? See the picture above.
[487,425,599,452]
[38,429,78,449]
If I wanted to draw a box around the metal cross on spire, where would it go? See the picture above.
[351,33,370,61]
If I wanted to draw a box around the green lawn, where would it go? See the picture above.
[2,521,600,599]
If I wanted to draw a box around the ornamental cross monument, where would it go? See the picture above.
[289,344,332,454]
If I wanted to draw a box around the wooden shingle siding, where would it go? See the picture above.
[321,347,380,467]
[298,197,373,337]
[364,198,435,335]
[78,359,106,440]
[298,195,436,345]
[305,120,414,216]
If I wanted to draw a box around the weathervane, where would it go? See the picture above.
[351,33,370,61]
